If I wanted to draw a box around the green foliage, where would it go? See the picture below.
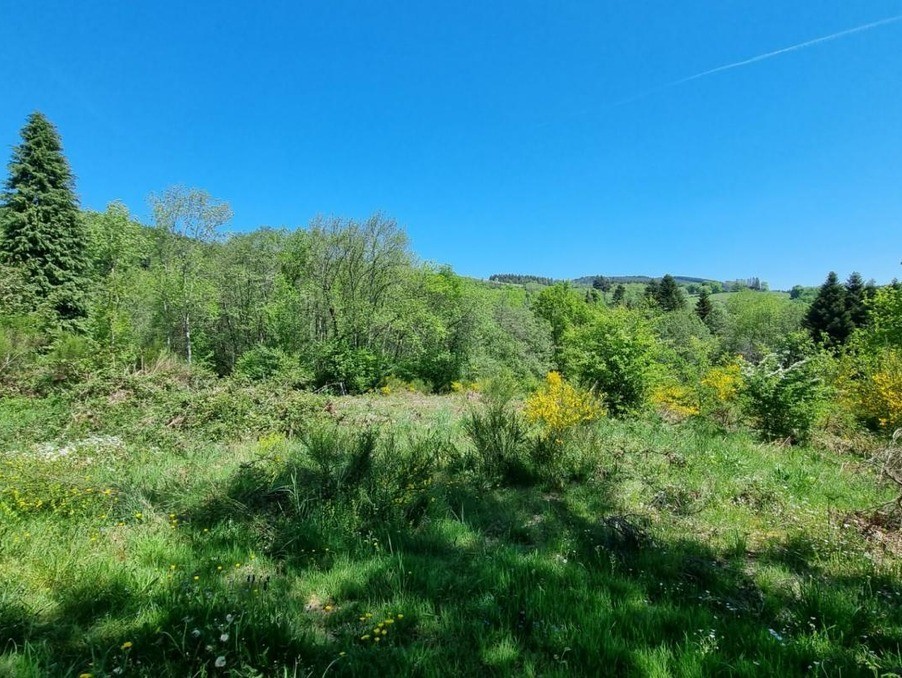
[85,202,148,361]
[563,307,658,415]
[722,290,806,360]
[531,283,591,367]
[0,313,44,392]
[233,345,312,388]
[464,392,529,483]
[656,274,687,311]
[149,186,232,366]
[804,271,854,348]
[0,112,88,327]
[695,288,713,323]
[843,272,870,329]
[862,284,902,350]
[740,349,830,444]
[316,343,384,394]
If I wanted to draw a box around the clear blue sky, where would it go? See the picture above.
[2,1,901,289]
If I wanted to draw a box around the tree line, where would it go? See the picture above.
[1,112,899,436]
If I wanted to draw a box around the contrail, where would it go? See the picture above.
[611,14,902,107]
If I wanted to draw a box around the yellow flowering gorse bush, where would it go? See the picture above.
[651,383,700,418]
[700,360,743,403]
[524,372,604,432]
[856,348,902,431]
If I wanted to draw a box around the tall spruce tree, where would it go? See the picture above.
[0,112,88,325]
[611,283,626,306]
[804,271,852,347]
[695,288,713,323]
[844,271,869,329]
[657,274,686,311]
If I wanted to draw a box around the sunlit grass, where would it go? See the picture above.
[1,393,900,676]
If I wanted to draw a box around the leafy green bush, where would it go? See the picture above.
[234,345,312,388]
[740,351,829,444]
[563,308,659,415]
[315,343,384,394]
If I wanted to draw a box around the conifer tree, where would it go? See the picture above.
[611,284,626,306]
[695,288,713,323]
[0,112,88,325]
[844,271,869,329]
[656,274,686,311]
[804,271,852,347]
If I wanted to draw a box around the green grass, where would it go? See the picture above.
[1,389,900,676]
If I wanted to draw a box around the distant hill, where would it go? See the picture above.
[570,275,716,287]
[488,273,774,292]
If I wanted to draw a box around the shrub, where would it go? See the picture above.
[563,308,658,415]
[740,352,829,444]
[379,375,431,395]
[524,371,604,431]
[850,347,902,432]
[697,358,744,426]
[464,394,529,484]
[234,346,299,383]
[650,383,699,420]
[315,344,384,394]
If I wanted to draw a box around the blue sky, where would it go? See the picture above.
[2,1,901,289]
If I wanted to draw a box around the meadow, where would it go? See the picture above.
[1,370,900,677]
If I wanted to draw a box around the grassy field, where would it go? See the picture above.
[1,386,901,677]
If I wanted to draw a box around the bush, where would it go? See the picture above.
[563,308,658,415]
[464,394,529,484]
[315,343,384,394]
[849,347,902,432]
[524,371,604,431]
[234,346,312,388]
[741,352,829,444]
[697,358,744,427]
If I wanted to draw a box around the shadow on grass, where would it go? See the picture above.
[4,455,902,676]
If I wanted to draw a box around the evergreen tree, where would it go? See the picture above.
[804,271,853,347]
[695,288,713,323]
[656,274,686,311]
[844,272,869,329]
[611,283,626,306]
[0,112,88,326]
[592,275,611,301]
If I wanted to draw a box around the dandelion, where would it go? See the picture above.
[324,605,333,612]
[121,641,133,650]
[360,635,370,640]
[396,613,404,619]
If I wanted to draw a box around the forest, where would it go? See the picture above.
[1,114,901,676]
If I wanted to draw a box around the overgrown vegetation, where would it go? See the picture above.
[1,111,901,676]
